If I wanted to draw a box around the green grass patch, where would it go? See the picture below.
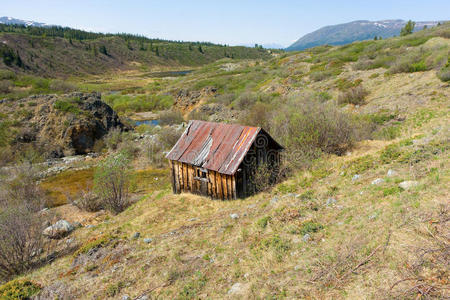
[257,216,272,229]
[0,279,41,299]
[299,221,323,235]
[73,234,115,260]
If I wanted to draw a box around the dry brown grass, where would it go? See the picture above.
[9,39,450,299]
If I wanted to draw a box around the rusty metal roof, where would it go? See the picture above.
[166,120,282,175]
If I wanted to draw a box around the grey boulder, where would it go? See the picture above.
[43,220,75,239]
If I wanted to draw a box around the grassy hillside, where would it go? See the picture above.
[0,24,271,78]
[0,22,449,299]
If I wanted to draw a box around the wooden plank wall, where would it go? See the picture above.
[170,161,236,200]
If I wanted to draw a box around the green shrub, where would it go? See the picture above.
[368,110,397,125]
[0,70,16,80]
[49,80,76,93]
[53,99,81,115]
[261,235,291,261]
[335,78,362,91]
[310,70,335,81]
[159,110,184,126]
[272,97,358,163]
[380,144,402,163]
[239,102,273,130]
[389,51,430,74]
[213,93,235,106]
[257,216,272,229]
[102,94,174,113]
[349,155,376,175]
[300,221,323,235]
[0,279,41,299]
[337,85,369,105]
[94,151,133,214]
[437,60,450,82]
[187,109,210,121]
[354,55,396,70]
[158,126,183,149]
[178,272,207,299]
[105,281,125,297]
[0,80,13,94]
[73,234,113,259]
[103,128,131,151]
[373,125,402,140]
[383,186,401,196]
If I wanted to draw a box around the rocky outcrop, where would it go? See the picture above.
[2,92,126,157]
[173,87,217,113]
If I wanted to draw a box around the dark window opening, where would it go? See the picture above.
[197,169,207,178]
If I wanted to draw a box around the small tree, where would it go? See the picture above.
[94,151,133,214]
[0,165,48,281]
[99,45,108,56]
[400,20,415,36]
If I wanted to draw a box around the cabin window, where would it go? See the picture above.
[196,168,207,179]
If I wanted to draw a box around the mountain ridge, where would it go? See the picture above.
[287,19,445,51]
[0,16,51,27]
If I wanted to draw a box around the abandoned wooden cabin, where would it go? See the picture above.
[166,120,283,200]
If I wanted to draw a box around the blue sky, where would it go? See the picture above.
[2,0,449,47]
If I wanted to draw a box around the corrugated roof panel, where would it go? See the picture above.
[166,120,282,175]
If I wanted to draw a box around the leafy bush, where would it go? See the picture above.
[338,85,369,105]
[53,99,81,115]
[187,109,210,121]
[310,70,333,81]
[49,80,76,93]
[71,188,102,212]
[159,110,184,126]
[0,121,13,147]
[213,93,235,106]
[300,221,323,235]
[0,70,16,80]
[73,234,113,259]
[239,102,273,130]
[102,94,174,113]
[389,51,430,74]
[103,128,130,151]
[0,279,41,299]
[235,92,258,110]
[105,281,125,297]
[158,126,183,149]
[437,60,450,82]
[0,80,13,94]
[272,97,358,163]
[257,216,272,229]
[373,124,402,140]
[94,151,133,214]
[0,166,47,281]
[379,144,402,163]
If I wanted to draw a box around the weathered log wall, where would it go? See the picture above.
[169,160,236,200]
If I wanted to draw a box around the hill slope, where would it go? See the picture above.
[287,19,442,51]
[0,24,271,77]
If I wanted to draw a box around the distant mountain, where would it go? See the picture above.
[0,16,50,27]
[286,19,444,51]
